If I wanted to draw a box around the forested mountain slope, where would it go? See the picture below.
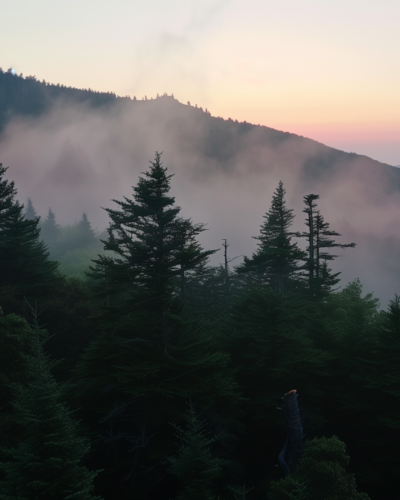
[1,68,399,304]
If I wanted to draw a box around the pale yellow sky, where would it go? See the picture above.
[1,0,400,164]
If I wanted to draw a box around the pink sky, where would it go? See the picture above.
[1,0,400,165]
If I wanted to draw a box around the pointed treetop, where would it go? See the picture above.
[24,197,38,221]
[78,212,97,247]
[40,208,61,249]
[0,164,17,216]
[236,180,305,290]
[46,207,57,224]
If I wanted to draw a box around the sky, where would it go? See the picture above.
[1,0,399,165]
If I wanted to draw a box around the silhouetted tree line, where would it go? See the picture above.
[0,68,131,131]
[23,200,103,277]
[0,155,399,500]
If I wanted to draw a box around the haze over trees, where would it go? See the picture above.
[0,150,398,500]
[1,69,399,306]
[0,72,399,499]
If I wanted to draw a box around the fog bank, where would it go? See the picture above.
[0,96,399,306]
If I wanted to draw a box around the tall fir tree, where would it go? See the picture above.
[167,401,224,500]
[236,181,305,291]
[40,208,61,256]
[0,313,102,500]
[0,164,16,217]
[24,197,38,221]
[77,153,239,496]
[87,151,215,343]
[77,212,97,248]
[0,308,33,449]
[300,194,355,298]
[0,166,60,295]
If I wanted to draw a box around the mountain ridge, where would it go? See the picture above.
[1,67,399,306]
[1,67,397,174]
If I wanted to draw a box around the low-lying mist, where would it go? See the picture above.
[0,95,399,306]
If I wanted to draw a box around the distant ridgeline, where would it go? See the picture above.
[0,68,126,130]
[1,66,400,194]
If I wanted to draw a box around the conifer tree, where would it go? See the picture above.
[168,401,224,500]
[0,308,32,449]
[77,212,97,248]
[236,181,304,291]
[24,197,38,221]
[0,164,16,217]
[300,194,355,298]
[78,153,239,494]
[374,294,400,402]
[226,287,326,418]
[88,152,215,342]
[173,218,217,299]
[362,294,400,489]
[40,208,61,256]
[267,436,370,500]
[0,314,102,500]
[0,166,60,295]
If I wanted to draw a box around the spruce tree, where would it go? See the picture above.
[300,194,355,298]
[77,213,97,248]
[40,208,61,256]
[0,166,60,295]
[236,181,305,291]
[0,308,32,449]
[0,164,17,217]
[167,401,224,500]
[24,197,38,221]
[0,314,102,500]
[78,153,239,495]
[88,151,215,342]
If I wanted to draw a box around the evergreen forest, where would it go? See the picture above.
[0,150,399,500]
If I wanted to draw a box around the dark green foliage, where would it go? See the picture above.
[1,145,399,498]
[267,436,370,500]
[0,164,16,215]
[299,195,355,298]
[308,282,391,493]
[355,294,400,490]
[0,309,32,449]
[40,208,61,256]
[173,218,217,299]
[167,402,224,500]
[183,264,233,319]
[0,165,60,295]
[77,153,239,496]
[226,288,327,416]
[0,315,102,500]
[88,152,214,333]
[24,198,38,221]
[236,181,305,291]
[75,282,239,497]
[36,277,103,381]
[222,287,328,496]
[373,294,400,401]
